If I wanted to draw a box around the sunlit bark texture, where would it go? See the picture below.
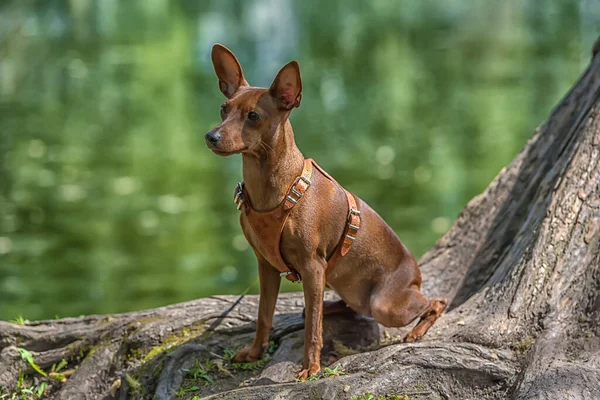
[1,43,600,400]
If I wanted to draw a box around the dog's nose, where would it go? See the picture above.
[205,131,221,145]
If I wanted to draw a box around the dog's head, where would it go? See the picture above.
[205,44,302,156]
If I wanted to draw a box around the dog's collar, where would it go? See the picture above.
[234,161,313,215]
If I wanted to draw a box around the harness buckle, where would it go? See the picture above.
[234,182,245,210]
[286,175,311,205]
[348,208,361,223]
[346,208,361,241]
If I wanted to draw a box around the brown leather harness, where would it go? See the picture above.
[234,159,361,283]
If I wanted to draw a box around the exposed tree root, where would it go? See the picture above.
[1,39,600,400]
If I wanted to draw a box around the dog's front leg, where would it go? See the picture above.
[233,255,281,362]
[298,261,325,380]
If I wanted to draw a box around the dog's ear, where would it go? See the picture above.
[211,44,248,98]
[269,61,302,110]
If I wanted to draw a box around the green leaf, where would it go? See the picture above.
[54,359,68,372]
[17,348,47,377]
[323,365,345,377]
[36,382,48,398]
[125,373,141,390]
[50,373,66,381]
[267,340,278,354]
[17,370,24,390]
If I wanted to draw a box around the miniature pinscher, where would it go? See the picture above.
[206,44,447,379]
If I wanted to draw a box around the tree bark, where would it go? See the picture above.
[2,42,600,400]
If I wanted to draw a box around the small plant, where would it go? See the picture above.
[322,365,345,377]
[51,359,67,373]
[17,348,46,377]
[11,316,29,325]
[300,365,346,382]
[49,359,68,382]
[222,346,238,360]
[267,340,278,354]
[2,371,50,400]
[175,385,201,398]
[222,340,277,362]
[21,381,48,398]
[352,395,375,400]
[182,360,213,383]
[231,357,269,371]
[36,382,48,398]
[125,373,143,397]
[17,370,24,392]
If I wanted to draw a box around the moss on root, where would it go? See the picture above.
[352,394,410,400]
[511,336,535,354]
[127,321,207,365]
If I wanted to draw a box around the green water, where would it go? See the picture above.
[0,0,596,320]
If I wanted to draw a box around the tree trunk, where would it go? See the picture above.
[2,42,600,400]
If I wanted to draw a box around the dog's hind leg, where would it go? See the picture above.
[403,298,447,342]
[370,286,447,341]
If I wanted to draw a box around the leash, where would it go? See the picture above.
[206,275,260,332]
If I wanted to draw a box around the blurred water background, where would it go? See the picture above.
[1,0,598,321]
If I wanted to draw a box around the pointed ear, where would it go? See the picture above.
[269,61,302,110]
[211,44,248,98]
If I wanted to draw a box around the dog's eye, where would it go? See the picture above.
[247,111,260,121]
[220,105,227,115]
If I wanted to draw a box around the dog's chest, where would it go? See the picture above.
[239,215,263,255]
[239,213,293,268]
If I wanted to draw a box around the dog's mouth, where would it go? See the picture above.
[209,148,246,157]
[205,137,247,156]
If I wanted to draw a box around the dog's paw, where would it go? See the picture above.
[297,364,321,381]
[402,333,421,343]
[432,298,449,313]
[232,346,263,362]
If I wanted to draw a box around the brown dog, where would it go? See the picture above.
[206,44,447,379]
